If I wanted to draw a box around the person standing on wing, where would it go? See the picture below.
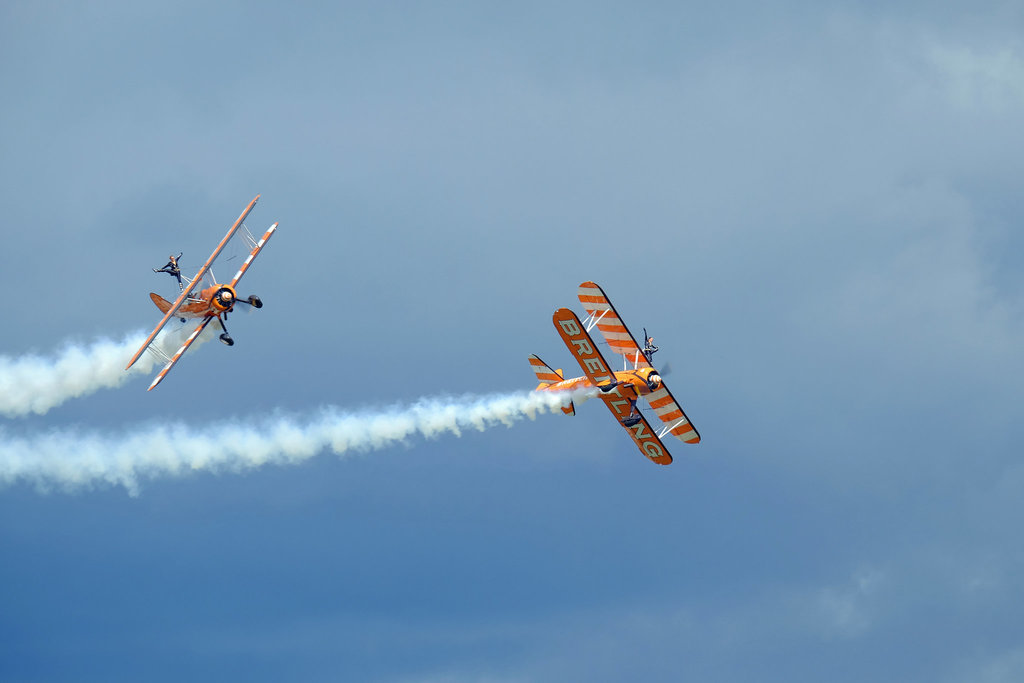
[642,329,659,363]
[154,252,184,290]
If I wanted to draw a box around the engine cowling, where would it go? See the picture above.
[211,285,236,312]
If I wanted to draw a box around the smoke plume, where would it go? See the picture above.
[0,389,588,494]
[0,324,215,417]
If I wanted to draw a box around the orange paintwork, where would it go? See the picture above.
[537,369,673,465]
[577,281,654,370]
[149,284,238,319]
[537,367,662,398]
[126,196,278,390]
[532,283,702,464]
[125,195,262,371]
[544,307,672,465]
[549,307,664,399]
[574,282,701,445]
[146,317,215,391]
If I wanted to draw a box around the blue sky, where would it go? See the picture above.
[2,2,1023,681]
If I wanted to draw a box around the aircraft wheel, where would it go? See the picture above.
[248,295,263,309]
[220,333,234,346]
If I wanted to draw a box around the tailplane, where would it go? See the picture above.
[149,292,173,315]
[529,355,575,415]
[528,354,563,389]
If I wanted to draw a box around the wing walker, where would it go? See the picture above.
[530,281,700,465]
[126,195,278,391]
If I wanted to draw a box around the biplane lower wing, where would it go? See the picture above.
[552,308,617,386]
[147,316,214,391]
[125,194,261,370]
[552,308,672,464]
[599,383,672,465]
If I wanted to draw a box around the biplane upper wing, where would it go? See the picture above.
[576,282,701,444]
[552,308,672,464]
[645,382,701,444]
[229,221,278,289]
[125,195,261,370]
[146,316,215,391]
[577,281,653,370]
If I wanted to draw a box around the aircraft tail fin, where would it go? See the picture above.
[149,292,174,315]
[528,354,564,390]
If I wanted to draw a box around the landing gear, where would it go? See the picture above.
[217,316,234,346]
[247,295,263,309]
[622,400,642,428]
[622,415,642,428]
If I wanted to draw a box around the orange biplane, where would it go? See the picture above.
[530,281,700,465]
[125,195,278,390]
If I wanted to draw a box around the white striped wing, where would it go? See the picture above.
[577,281,652,370]
[645,385,700,444]
[229,222,278,289]
[147,317,215,390]
[126,195,261,370]
[528,355,563,385]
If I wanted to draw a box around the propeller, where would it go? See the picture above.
[236,295,263,309]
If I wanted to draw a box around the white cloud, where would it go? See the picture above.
[814,568,885,639]
[927,42,1024,111]
[947,647,1024,683]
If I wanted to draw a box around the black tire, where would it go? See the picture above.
[248,295,263,309]
[220,333,234,347]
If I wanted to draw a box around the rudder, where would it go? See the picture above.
[528,354,563,389]
[149,292,173,314]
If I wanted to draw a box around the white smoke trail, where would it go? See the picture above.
[0,324,216,417]
[0,389,589,494]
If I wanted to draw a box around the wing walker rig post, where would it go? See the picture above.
[126,195,278,391]
[530,281,700,465]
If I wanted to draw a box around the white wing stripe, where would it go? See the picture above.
[582,300,613,311]
[654,403,682,417]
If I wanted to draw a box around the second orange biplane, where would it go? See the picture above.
[125,195,278,390]
[530,281,700,465]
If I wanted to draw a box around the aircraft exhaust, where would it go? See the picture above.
[0,324,216,417]
[0,389,586,494]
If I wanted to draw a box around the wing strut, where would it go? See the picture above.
[552,307,672,464]
[577,281,653,370]
[147,317,214,391]
[645,385,701,444]
[229,222,278,289]
[552,308,616,387]
[125,195,260,370]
